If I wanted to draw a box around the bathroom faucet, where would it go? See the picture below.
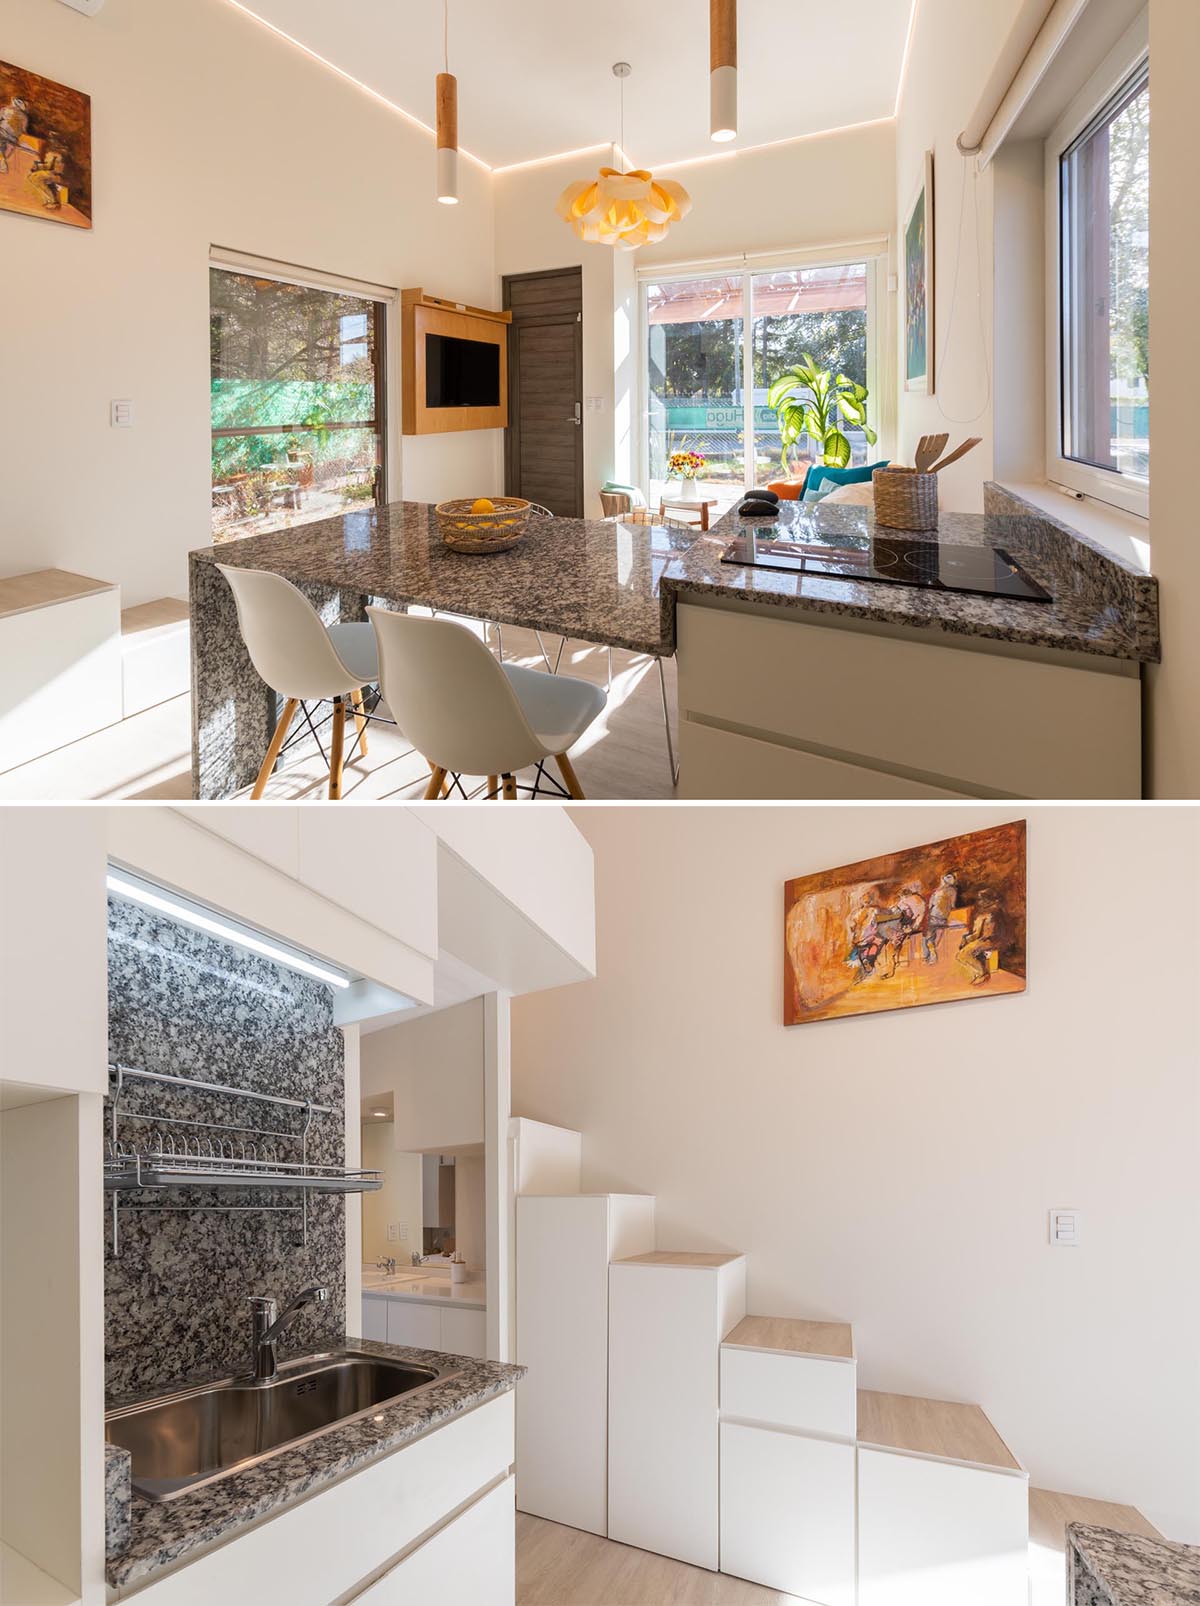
[376,1256,397,1275]
[248,1285,329,1382]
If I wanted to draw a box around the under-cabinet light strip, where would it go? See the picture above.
[105,873,351,989]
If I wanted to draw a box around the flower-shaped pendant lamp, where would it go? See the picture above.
[556,63,692,251]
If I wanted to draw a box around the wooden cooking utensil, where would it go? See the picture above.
[915,433,949,473]
[928,437,983,474]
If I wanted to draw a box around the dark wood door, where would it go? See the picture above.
[503,268,583,517]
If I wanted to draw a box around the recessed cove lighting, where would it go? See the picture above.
[105,873,351,989]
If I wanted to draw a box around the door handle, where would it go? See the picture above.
[568,402,581,426]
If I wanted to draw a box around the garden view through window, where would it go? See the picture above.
[1059,64,1149,491]
[210,268,386,542]
[645,262,870,511]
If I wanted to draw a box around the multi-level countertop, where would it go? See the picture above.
[362,1265,486,1310]
[105,1338,523,1593]
[1068,1523,1200,1605]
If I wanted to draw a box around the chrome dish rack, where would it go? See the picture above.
[105,1064,381,1255]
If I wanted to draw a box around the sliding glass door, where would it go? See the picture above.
[210,269,387,543]
[642,258,876,510]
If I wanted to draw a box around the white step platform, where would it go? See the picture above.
[0,570,121,772]
[121,598,189,717]
[516,1193,654,1535]
[856,1390,1029,1606]
[608,1251,747,1571]
[720,1316,857,1606]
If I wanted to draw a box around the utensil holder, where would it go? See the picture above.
[873,469,939,532]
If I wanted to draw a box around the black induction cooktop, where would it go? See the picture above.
[721,526,1052,602]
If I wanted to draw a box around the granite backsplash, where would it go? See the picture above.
[105,895,346,1399]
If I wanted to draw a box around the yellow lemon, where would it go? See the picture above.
[470,497,496,514]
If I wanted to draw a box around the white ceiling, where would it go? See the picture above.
[235,0,914,169]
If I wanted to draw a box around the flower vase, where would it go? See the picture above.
[676,477,700,503]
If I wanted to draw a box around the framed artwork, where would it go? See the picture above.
[784,820,1026,1026]
[903,149,933,393]
[0,60,92,230]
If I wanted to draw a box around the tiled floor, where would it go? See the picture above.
[0,628,679,802]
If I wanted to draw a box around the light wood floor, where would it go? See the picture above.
[0,628,679,802]
[515,1489,1163,1606]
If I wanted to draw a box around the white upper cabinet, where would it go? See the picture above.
[296,808,438,959]
[178,806,301,878]
[0,809,108,1096]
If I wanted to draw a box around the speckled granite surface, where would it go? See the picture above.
[106,896,345,1397]
[105,1442,132,1556]
[191,489,1158,796]
[1069,1523,1200,1604]
[107,1339,524,1592]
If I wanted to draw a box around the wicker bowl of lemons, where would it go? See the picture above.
[435,496,532,554]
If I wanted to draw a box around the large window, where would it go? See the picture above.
[210,269,387,542]
[1052,54,1149,513]
[643,259,876,511]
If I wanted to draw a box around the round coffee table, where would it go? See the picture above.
[659,496,720,531]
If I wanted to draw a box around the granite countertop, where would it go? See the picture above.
[193,485,1158,666]
[1069,1523,1200,1604]
[106,1337,524,1593]
[362,1270,487,1309]
[662,484,1159,664]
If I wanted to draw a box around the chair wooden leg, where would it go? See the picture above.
[502,773,518,800]
[328,697,347,800]
[251,698,298,799]
[350,688,368,757]
[554,752,586,800]
[424,765,447,800]
[487,775,499,799]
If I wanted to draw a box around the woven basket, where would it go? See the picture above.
[873,469,939,532]
[435,497,532,554]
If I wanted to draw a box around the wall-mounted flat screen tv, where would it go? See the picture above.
[425,333,501,408]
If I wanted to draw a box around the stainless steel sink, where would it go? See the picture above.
[106,1350,457,1501]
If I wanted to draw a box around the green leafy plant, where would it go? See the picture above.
[767,356,877,475]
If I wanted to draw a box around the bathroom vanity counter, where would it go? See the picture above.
[1067,1522,1200,1605]
[362,1267,487,1310]
[106,1338,523,1599]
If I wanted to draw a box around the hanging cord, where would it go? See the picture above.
[618,69,626,171]
[935,152,992,427]
[443,0,449,74]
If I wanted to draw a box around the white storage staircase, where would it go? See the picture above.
[511,1116,1139,1606]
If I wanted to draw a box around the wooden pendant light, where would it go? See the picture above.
[436,1,458,204]
[710,0,737,142]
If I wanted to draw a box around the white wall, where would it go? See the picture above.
[361,998,485,1152]
[361,1121,423,1264]
[511,805,1200,1542]
[0,0,501,605]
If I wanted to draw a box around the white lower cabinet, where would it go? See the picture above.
[857,1446,1029,1606]
[351,1475,515,1605]
[720,1422,855,1606]
[360,1296,487,1358]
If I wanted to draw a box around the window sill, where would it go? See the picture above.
[999,480,1151,575]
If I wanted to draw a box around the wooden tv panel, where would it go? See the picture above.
[401,288,511,435]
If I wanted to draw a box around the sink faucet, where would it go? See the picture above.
[375,1256,397,1275]
[248,1285,329,1382]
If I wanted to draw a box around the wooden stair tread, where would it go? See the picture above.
[857,1389,1022,1472]
[724,1315,854,1360]
[0,568,115,620]
[121,597,188,635]
[613,1250,743,1268]
[1029,1487,1163,1551]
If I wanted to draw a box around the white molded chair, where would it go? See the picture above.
[367,607,605,799]
[217,564,378,800]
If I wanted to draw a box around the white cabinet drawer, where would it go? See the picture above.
[442,1306,487,1359]
[720,1422,855,1606]
[361,1295,388,1342]
[387,1301,443,1350]
[857,1446,1029,1606]
[720,1346,855,1438]
[351,1476,514,1605]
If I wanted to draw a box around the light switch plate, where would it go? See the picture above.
[1049,1208,1080,1246]
[110,399,134,428]
[386,1223,399,1242]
